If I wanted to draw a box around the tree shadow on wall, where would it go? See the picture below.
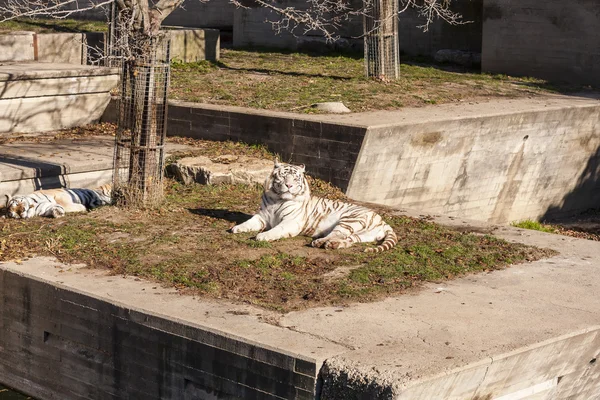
[542,145,600,222]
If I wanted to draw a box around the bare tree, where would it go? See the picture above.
[1,0,466,205]
[1,0,466,45]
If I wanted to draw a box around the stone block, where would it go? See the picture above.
[36,33,84,64]
[167,28,220,62]
[0,32,34,62]
[0,92,112,134]
[168,155,273,186]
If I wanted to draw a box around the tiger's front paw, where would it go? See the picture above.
[231,224,249,234]
[255,232,275,242]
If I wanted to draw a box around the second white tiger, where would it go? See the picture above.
[231,159,397,252]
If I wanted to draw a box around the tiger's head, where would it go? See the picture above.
[4,195,35,219]
[266,158,310,201]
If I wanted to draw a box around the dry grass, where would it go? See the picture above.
[170,49,588,113]
[1,154,555,312]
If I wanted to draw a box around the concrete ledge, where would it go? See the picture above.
[0,137,193,206]
[0,63,119,134]
[103,95,600,223]
[1,209,600,399]
[0,29,220,65]
[0,259,342,399]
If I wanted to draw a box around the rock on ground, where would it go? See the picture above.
[167,155,273,186]
[312,102,351,113]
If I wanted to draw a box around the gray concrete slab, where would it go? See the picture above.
[0,136,193,203]
[0,62,118,81]
[1,207,599,398]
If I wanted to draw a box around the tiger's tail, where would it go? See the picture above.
[364,224,397,253]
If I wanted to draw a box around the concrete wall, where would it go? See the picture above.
[399,0,482,57]
[347,100,600,223]
[233,0,482,56]
[167,28,221,62]
[0,267,317,399]
[482,0,600,85]
[321,327,600,399]
[0,29,219,65]
[138,101,367,191]
[0,63,118,134]
[164,0,235,29]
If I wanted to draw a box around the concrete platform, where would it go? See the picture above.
[1,208,599,399]
[113,95,600,225]
[0,62,118,134]
[0,136,192,206]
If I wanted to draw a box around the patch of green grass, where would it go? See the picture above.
[511,220,557,233]
[169,48,592,113]
[0,18,108,33]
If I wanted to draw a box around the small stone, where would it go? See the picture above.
[311,102,351,113]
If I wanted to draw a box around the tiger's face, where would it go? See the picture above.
[5,196,34,219]
[268,159,308,200]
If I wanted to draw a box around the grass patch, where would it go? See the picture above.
[169,49,592,113]
[511,220,557,233]
[1,178,555,312]
[0,18,108,33]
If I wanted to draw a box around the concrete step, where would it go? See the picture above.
[0,62,119,134]
[0,135,192,206]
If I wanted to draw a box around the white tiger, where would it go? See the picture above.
[231,159,398,252]
[4,184,112,219]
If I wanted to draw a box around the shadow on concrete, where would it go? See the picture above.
[188,207,251,224]
[0,154,67,190]
[542,145,600,222]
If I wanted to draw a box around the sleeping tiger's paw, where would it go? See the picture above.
[311,238,327,248]
[51,207,65,218]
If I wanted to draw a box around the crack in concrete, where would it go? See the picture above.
[283,325,357,350]
[471,356,494,400]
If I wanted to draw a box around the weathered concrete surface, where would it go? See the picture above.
[168,154,273,185]
[346,95,600,223]
[0,62,118,134]
[104,95,600,224]
[1,210,600,399]
[0,136,192,206]
[232,0,482,57]
[167,28,220,62]
[0,30,218,65]
[482,0,600,85]
[36,33,85,64]
[163,0,234,29]
[0,32,35,62]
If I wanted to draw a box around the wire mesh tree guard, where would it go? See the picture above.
[112,36,171,208]
[363,0,399,80]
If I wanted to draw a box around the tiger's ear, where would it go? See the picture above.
[298,164,305,172]
[274,157,281,167]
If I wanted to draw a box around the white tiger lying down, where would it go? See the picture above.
[231,159,398,252]
[4,184,112,219]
